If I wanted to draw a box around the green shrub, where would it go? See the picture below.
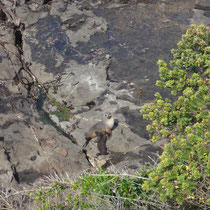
[141,25,209,208]
[49,97,73,121]
[31,167,167,209]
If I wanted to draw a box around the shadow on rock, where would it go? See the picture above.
[102,143,163,170]
[18,169,47,185]
[113,118,119,130]
[138,144,163,165]
[103,151,142,170]
[116,107,150,139]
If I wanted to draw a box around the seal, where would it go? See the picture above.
[82,113,114,150]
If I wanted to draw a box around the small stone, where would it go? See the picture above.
[28,3,40,11]
[50,115,59,125]
[96,159,106,167]
[47,143,58,149]
[88,62,94,67]
[48,105,57,112]
[58,148,68,157]
[30,156,37,161]
[60,121,71,131]
[162,19,170,23]
[41,138,58,149]
[105,54,111,59]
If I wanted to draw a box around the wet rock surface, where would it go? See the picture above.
[0,0,209,189]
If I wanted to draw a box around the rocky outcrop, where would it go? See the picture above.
[192,0,210,26]
[0,83,89,188]
[0,0,209,189]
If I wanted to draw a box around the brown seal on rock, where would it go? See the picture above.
[82,113,114,151]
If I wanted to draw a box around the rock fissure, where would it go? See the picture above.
[0,8,7,21]
[43,0,52,5]
[3,147,20,184]
[11,165,20,184]
[3,147,11,163]
[14,26,23,53]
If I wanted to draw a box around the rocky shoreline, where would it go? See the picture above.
[0,0,209,190]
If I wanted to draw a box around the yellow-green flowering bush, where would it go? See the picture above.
[141,25,209,208]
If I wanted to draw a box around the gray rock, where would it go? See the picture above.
[0,0,209,194]
[60,121,72,131]
[0,148,18,188]
[48,104,57,112]
[50,2,108,47]
[50,114,60,125]
[191,9,210,26]
[53,60,109,106]
[15,5,48,28]
[0,79,89,187]
[196,0,210,8]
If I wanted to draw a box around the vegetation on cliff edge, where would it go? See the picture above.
[141,24,209,208]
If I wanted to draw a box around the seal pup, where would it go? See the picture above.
[82,113,114,150]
